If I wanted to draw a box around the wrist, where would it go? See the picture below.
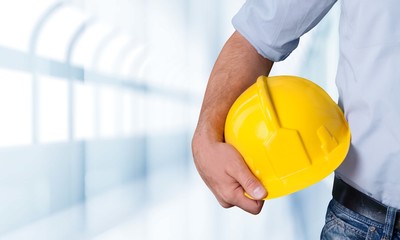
[193,125,223,145]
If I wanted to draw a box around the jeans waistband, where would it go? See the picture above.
[332,176,400,230]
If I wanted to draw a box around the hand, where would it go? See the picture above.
[192,134,267,214]
[191,31,272,214]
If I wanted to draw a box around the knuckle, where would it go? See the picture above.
[239,203,263,215]
[244,176,258,190]
[250,207,262,215]
[220,202,232,209]
[217,198,233,209]
[220,190,236,205]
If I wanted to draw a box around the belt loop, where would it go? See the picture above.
[382,207,397,240]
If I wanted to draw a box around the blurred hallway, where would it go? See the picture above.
[0,1,340,239]
[1,165,335,240]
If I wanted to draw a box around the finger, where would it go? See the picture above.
[230,186,264,214]
[207,183,234,209]
[227,157,267,200]
[239,171,267,200]
[216,197,234,209]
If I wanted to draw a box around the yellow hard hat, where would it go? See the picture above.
[225,75,351,199]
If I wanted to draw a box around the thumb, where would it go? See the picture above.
[234,161,267,200]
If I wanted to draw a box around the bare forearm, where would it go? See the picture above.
[191,31,272,213]
[194,31,273,142]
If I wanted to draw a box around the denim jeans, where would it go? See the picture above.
[321,199,400,240]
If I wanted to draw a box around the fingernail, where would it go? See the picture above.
[253,186,266,199]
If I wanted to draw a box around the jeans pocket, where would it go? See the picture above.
[325,211,336,225]
[320,209,369,240]
[320,210,339,239]
[364,226,379,240]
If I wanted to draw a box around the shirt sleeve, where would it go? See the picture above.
[232,0,337,62]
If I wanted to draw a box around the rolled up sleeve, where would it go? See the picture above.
[232,0,337,61]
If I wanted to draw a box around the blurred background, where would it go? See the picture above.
[0,0,340,239]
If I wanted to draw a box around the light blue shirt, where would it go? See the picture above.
[233,0,400,208]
